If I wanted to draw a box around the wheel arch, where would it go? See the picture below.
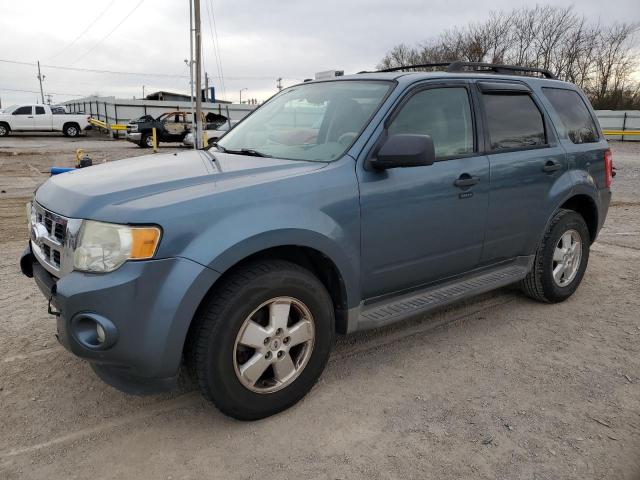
[0,121,11,131]
[559,193,598,243]
[62,121,81,132]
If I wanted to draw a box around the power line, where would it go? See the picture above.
[46,0,117,61]
[0,86,85,97]
[206,0,227,99]
[0,58,302,81]
[69,0,146,66]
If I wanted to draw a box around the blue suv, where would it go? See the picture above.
[20,62,613,420]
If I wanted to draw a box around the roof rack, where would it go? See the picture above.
[373,61,556,79]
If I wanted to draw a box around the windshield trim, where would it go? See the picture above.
[209,79,397,162]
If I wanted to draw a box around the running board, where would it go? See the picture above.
[356,258,531,331]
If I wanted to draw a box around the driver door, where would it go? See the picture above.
[12,106,35,130]
[358,82,490,299]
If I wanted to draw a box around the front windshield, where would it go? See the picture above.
[216,80,393,161]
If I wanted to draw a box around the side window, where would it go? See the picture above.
[388,87,474,159]
[482,94,546,150]
[542,88,599,144]
[13,106,33,115]
[35,106,46,115]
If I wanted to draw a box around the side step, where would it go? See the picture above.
[357,258,531,331]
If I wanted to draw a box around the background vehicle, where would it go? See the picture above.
[126,111,193,148]
[0,104,90,137]
[183,120,237,147]
[20,62,612,421]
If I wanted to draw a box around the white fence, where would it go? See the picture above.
[596,110,640,141]
[61,96,256,132]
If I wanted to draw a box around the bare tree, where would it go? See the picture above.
[378,6,639,108]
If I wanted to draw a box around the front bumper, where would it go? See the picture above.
[21,245,219,394]
[125,132,142,142]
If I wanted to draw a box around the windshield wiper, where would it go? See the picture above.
[223,148,272,158]
[209,142,226,152]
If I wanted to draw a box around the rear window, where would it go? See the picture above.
[542,88,599,144]
[482,94,546,151]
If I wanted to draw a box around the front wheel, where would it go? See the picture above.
[521,209,590,303]
[188,260,334,420]
[0,124,9,137]
[139,132,154,148]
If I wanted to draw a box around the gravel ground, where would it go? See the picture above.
[0,134,638,479]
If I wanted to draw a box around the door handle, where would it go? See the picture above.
[542,161,562,173]
[454,175,480,188]
[27,116,34,118]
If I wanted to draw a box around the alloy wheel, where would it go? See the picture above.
[552,229,582,287]
[233,296,315,394]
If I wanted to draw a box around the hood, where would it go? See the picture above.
[35,150,327,219]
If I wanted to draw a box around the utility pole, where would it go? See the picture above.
[277,77,283,92]
[37,61,45,104]
[204,72,209,102]
[142,85,145,98]
[194,0,203,149]
[187,0,196,150]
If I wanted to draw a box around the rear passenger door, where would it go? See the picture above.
[33,106,50,131]
[477,81,567,263]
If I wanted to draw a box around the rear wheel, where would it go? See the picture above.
[63,123,80,137]
[188,260,334,420]
[521,209,590,303]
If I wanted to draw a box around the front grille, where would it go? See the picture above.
[31,203,76,276]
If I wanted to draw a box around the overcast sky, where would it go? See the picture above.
[1,0,638,106]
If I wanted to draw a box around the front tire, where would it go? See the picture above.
[521,209,590,303]
[139,132,154,148]
[188,260,334,420]
[0,123,9,137]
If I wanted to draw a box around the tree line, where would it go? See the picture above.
[378,6,639,110]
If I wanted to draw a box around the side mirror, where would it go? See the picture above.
[371,134,436,169]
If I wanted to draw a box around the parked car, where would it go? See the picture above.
[183,120,238,147]
[21,62,612,420]
[126,111,196,148]
[0,104,91,137]
[50,105,69,114]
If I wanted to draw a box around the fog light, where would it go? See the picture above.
[96,323,106,344]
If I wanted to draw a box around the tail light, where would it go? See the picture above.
[604,149,613,188]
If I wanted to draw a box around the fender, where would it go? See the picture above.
[179,203,361,310]
[535,173,601,249]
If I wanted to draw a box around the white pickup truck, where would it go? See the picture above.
[0,104,91,137]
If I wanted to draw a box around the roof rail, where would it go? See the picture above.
[373,61,556,79]
[447,61,556,79]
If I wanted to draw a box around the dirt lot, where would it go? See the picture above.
[0,133,639,479]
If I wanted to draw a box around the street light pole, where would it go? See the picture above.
[239,88,248,104]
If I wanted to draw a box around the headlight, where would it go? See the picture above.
[73,220,161,273]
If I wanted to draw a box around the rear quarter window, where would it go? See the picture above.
[542,88,599,144]
[482,93,546,151]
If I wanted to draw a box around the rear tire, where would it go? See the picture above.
[63,123,80,137]
[521,209,590,303]
[187,260,334,420]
